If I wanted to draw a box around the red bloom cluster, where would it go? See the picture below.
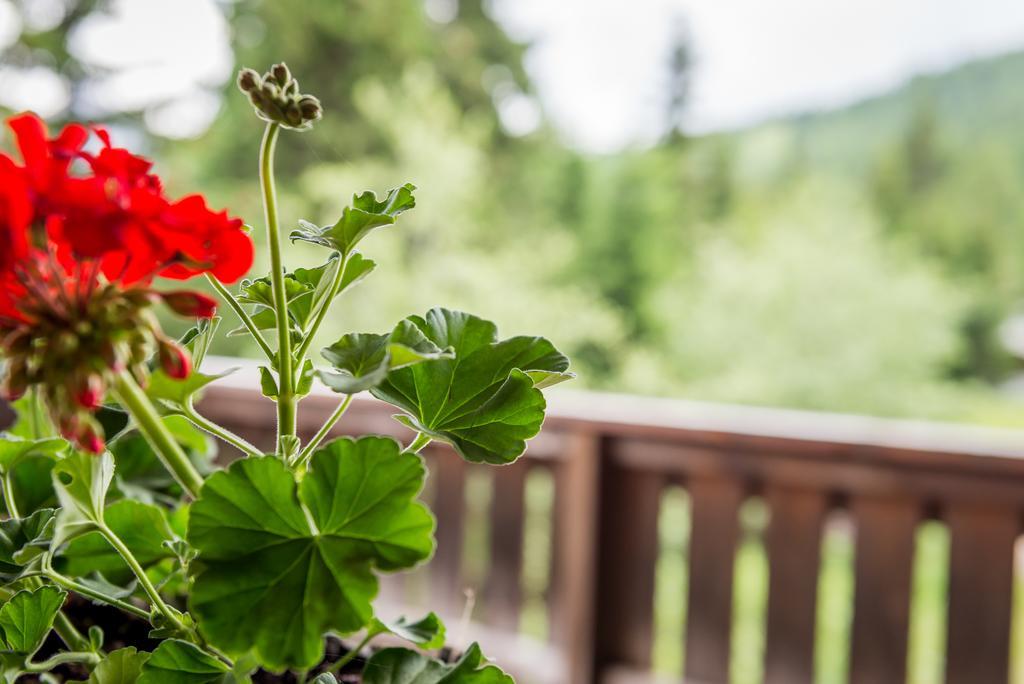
[0,114,252,316]
[0,113,254,452]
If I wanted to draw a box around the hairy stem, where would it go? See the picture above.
[183,401,263,458]
[112,375,203,499]
[293,395,352,468]
[43,567,151,620]
[2,470,19,518]
[26,651,101,672]
[326,631,375,676]
[51,610,92,653]
[205,274,275,361]
[293,251,347,363]
[259,122,297,444]
[98,524,187,633]
[403,432,432,454]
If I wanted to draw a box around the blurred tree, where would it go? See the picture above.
[195,0,531,179]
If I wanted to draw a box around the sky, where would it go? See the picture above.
[2,0,1024,151]
[496,0,1024,150]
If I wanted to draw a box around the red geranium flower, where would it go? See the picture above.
[0,112,254,453]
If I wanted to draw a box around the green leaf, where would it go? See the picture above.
[79,647,151,684]
[187,437,434,670]
[6,458,56,517]
[308,675,334,684]
[370,612,445,649]
[230,254,376,338]
[361,643,512,684]
[371,309,573,464]
[0,434,67,473]
[295,359,316,398]
[137,639,228,684]
[319,320,453,395]
[179,318,221,370]
[258,367,278,399]
[147,370,236,414]
[59,500,177,585]
[290,184,416,255]
[147,320,234,411]
[51,451,114,545]
[0,586,66,656]
[0,508,55,580]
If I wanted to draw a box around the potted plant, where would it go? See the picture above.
[0,63,571,683]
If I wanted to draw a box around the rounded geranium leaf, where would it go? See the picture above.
[80,647,151,684]
[371,308,573,464]
[318,321,453,395]
[187,437,434,671]
[0,586,66,656]
[137,639,227,684]
[289,184,416,255]
[0,508,55,581]
[362,643,512,684]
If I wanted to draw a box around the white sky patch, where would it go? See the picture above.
[4,0,1024,149]
[0,65,70,117]
[495,0,1024,151]
[66,0,232,135]
[0,0,21,51]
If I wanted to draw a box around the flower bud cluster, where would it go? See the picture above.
[0,279,212,453]
[237,63,323,130]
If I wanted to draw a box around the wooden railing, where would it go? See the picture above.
[9,359,1024,684]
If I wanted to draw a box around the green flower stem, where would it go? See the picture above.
[206,274,275,361]
[293,395,352,468]
[52,610,91,653]
[98,524,188,633]
[183,401,263,458]
[293,251,347,363]
[325,631,375,676]
[112,375,204,499]
[403,432,432,454]
[2,470,20,518]
[43,567,151,620]
[259,122,298,443]
[26,651,101,672]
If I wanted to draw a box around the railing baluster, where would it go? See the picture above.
[850,497,918,684]
[945,504,1018,684]
[588,439,661,682]
[685,476,744,684]
[764,486,828,684]
[550,433,602,684]
[484,459,529,631]
[429,452,467,616]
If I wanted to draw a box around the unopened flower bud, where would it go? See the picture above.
[298,96,322,122]
[0,359,28,401]
[1,328,30,355]
[77,418,105,454]
[159,290,218,318]
[237,68,261,93]
[158,339,191,379]
[284,105,304,128]
[74,374,105,410]
[239,63,323,130]
[99,339,125,373]
[270,63,291,86]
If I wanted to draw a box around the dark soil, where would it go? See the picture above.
[29,596,367,683]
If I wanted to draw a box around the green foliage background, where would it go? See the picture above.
[5,0,1024,425]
